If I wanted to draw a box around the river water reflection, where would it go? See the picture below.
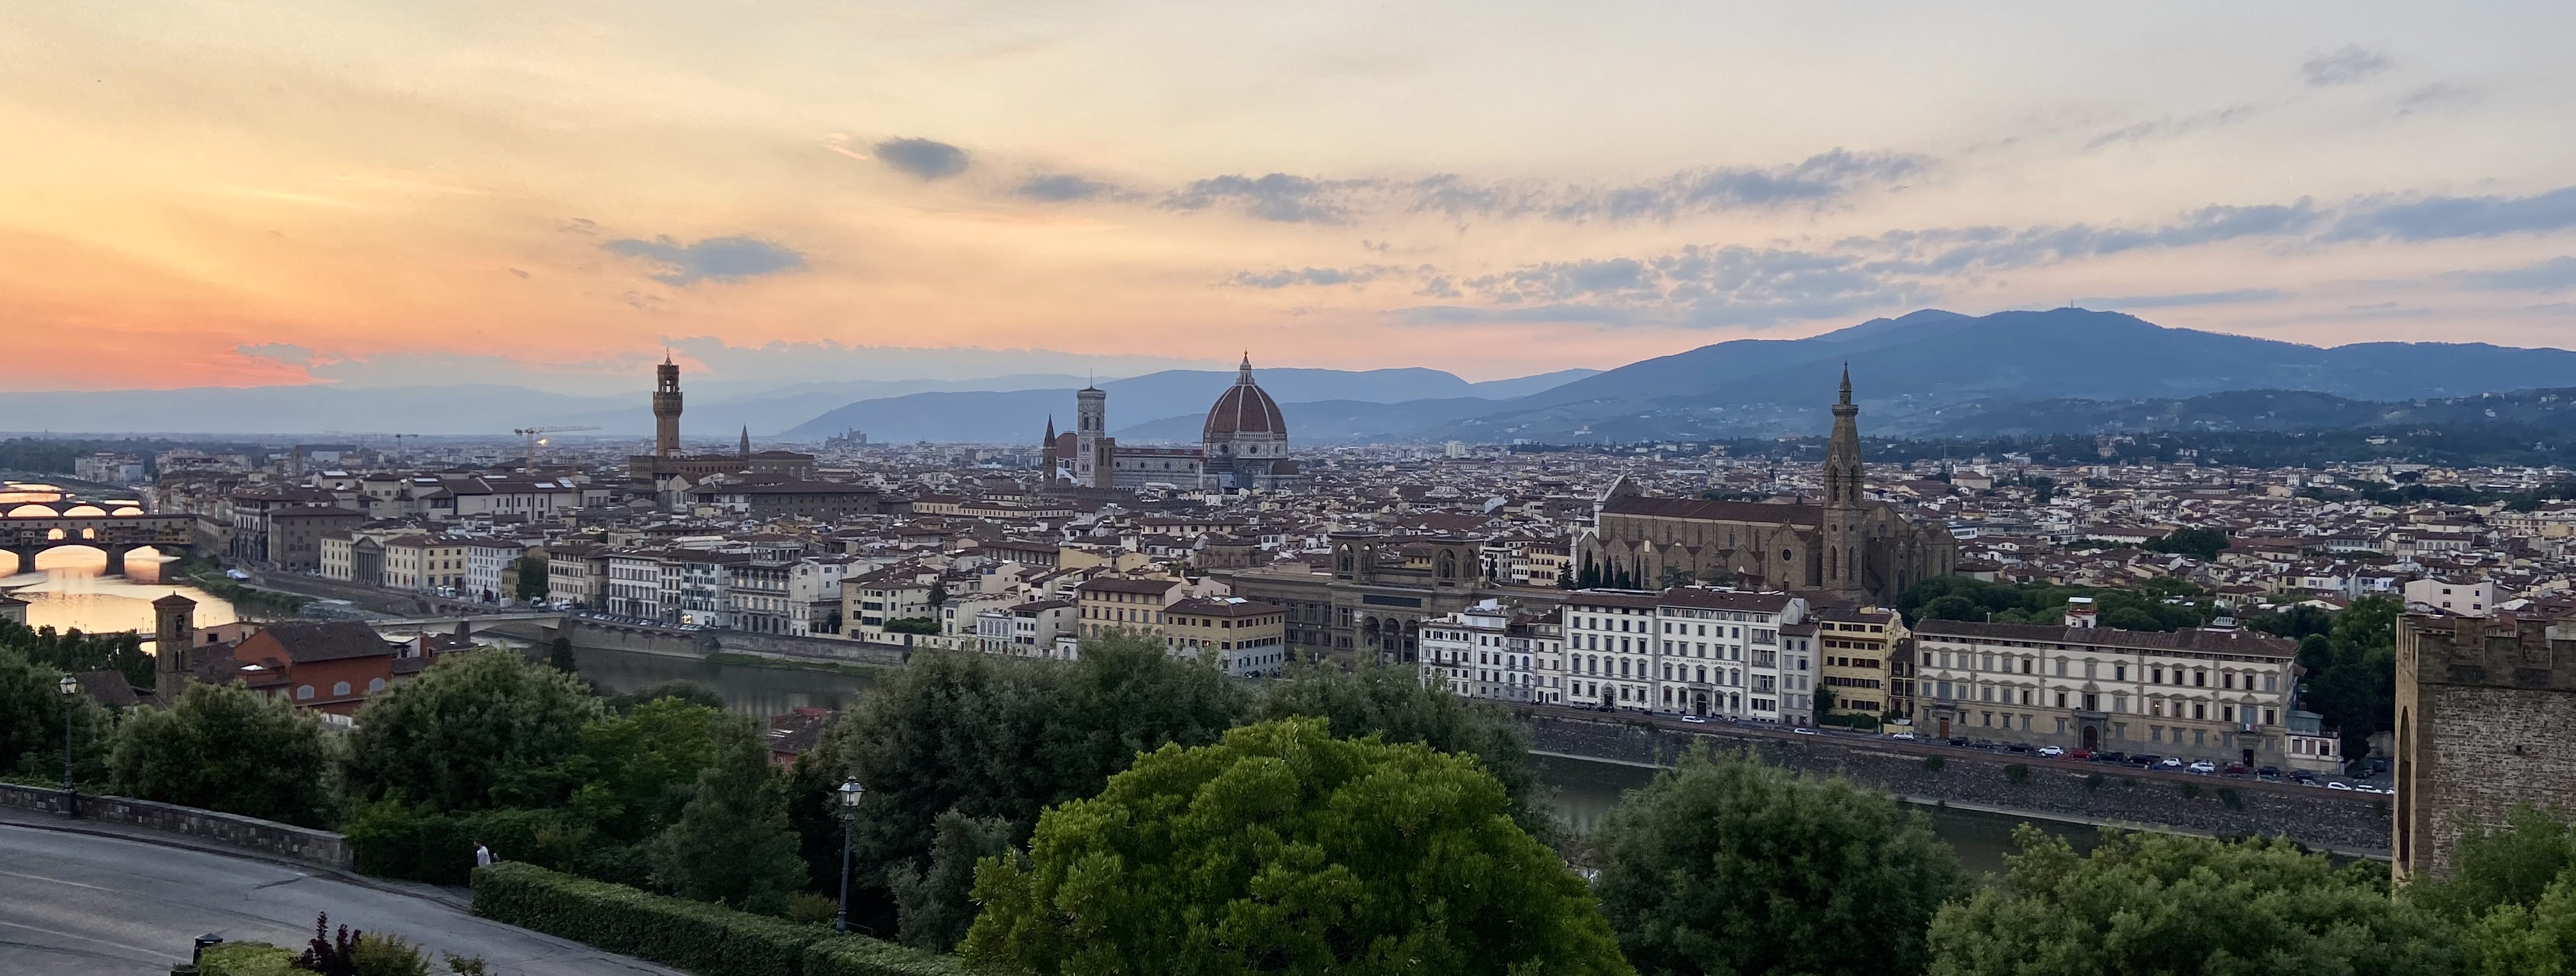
[0,553,238,636]
[569,646,882,719]
[1535,752,2100,878]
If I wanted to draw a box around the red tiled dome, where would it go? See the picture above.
[1203,355,1286,440]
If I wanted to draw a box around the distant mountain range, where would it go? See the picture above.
[1929,387,2576,438]
[13,308,2576,443]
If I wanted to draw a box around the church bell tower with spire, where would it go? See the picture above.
[1820,365,1868,600]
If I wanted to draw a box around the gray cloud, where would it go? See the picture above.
[1014,174,1116,201]
[2445,257,2576,291]
[2329,187,2576,241]
[2074,288,2285,309]
[236,342,314,365]
[1393,245,1932,328]
[876,138,969,180]
[2083,105,2258,151]
[1855,201,2322,273]
[2303,45,2394,86]
[1163,173,1356,223]
[1223,266,1379,289]
[2395,82,2478,117]
[1146,149,1927,225]
[602,236,806,286]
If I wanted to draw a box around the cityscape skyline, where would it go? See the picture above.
[10,3,2576,392]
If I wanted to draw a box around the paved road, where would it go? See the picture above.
[0,823,682,975]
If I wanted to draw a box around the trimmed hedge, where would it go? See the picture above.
[198,941,295,976]
[471,862,962,976]
[803,935,975,976]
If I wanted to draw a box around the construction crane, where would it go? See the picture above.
[514,426,599,472]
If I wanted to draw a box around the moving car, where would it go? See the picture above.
[1793,727,1819,736]
[2187,760,2218,774]
[2327,781,2355,791]
[1889,731,1917,740]
[2158,757,2184,769]
[2037,746,2064,758]
[1680,715,1706,724]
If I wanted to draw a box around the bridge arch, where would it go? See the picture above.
[8,543,180,577]
[6,503,59,518]
[60,504,107,518]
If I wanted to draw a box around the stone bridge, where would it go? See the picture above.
[0,513,198,576]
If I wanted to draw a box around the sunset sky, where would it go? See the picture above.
[8,1,2576,392]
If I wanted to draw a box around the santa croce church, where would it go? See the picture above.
[1575,370,1956,606]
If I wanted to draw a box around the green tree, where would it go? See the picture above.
[962,718,1634,976]
[647,722,807,913]
[2469,871,2576,975]
[2301,595,2400,763]
[1928,825,2459,975]
[108,681,334,827]
[601,680,726,713]
[342,647,603,812]
[889,810,1015,952]
[2416,804,2576,923]
[1593,749,1970,976]
[0,648,112,783]
[548,637,578,674]
[2145,527,2231,561]
[565,696,729,846]
[1263,660,1554,843]
[514,557,548,603]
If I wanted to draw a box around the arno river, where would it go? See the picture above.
[1,552,239,635]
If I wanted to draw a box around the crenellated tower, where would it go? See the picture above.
[653,355,684,458]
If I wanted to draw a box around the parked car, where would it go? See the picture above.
[2129,754,2161,766]
[2007,743,2034,754]
[2037,746,2064,758]
[1681,715,1706,724]
[1889,731,1917,740]
[2327,781,2355,791]
[2158,757,2185,769]
[1947,737,1971,747]
[2094,751,2126,764]
[2066,749,2091,760]
[2187,760,2218,774]
[1793,727,1819,736]
[2223,763,2251,776]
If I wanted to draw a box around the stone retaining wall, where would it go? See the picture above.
[1525,714,2393,857]
[0,782,352,869]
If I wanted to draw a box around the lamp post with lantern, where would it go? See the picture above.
[835,777,864,933]
[56,673,79,818]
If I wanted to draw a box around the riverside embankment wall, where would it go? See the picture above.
[1524,713,2392,857]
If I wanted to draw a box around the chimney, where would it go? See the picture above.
[2064,596,2098,629]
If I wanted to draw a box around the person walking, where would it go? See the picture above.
[473,840,494,868]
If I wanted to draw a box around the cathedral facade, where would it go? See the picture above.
[1575,371,1954,606]
[1042,356,1303,492]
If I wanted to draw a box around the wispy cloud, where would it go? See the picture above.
[2329,187,2576,241]
[1013,174,1117,201]
[602,236,806,286]
[2444,256,2576,291]
[2074,289,2285,309]
[1222,266,1384,289]
[1141,149,1929,224]
[2303,45,2395,86]
[236,342,315,365]
[2083,105,2259,151]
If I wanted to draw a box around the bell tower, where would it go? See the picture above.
[1820,366,1868,601]
[653,355,684,459]
[152,591,196,706]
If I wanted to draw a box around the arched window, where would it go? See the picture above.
[368,678,387,692]
[332,681,351,697]
[296,685,314,700]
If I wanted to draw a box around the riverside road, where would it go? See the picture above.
[0,821,677,975]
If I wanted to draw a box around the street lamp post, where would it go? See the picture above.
[835,778,865,934]
[56,674,79,818]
